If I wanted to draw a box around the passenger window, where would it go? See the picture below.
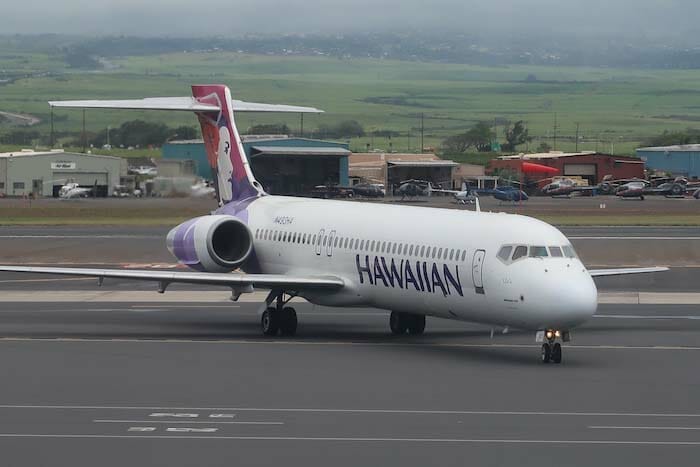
[549,246,563,257]
[334,237,339,247]
[392,243,397,254]
[420,246,426,257]
[512,245,528,260]
[449,249,455,260]
[370,240,375,251]
[497,246,512,262]
[312,235,316,244]
[562,245,577,258]
[530,246,548,257]
[302,233,306,244]
[322,236,327,246]
[437,248,442,259]
[461,250,467,261]
[382,241,387,253]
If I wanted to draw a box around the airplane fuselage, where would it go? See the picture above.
[237,196,597,331]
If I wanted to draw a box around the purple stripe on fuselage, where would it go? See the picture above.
[172,217,200,264]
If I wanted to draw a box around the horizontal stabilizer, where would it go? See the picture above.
[588,266,669,277]
[0,266,344,290]
[48,97,323,113]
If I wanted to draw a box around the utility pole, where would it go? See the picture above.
[407,128,410,152]
[575,122,580,152]
[552,113,558,151]
[49,106,54,148]
[300,113,304,138]
[420,113,424,153]
[82,109,87,153]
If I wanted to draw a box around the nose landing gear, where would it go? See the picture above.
[260,290,298,337]
[537,329,569,364]
[389,311,426,335]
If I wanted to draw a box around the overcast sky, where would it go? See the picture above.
[5,0,700,41]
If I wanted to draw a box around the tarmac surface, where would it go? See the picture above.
[0,301,698,466]
[0,223,698,465]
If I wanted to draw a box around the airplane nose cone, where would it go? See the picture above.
[563,273,598,326]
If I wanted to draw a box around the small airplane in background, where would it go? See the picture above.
[351,183,385,198]
[58,182,92,199]
[429,182,477,205]
[491,186,529,203]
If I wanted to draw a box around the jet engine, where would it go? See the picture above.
[166,215,253,273]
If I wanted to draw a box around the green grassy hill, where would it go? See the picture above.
[3,51,700,155]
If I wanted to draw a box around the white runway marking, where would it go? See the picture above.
[570,236,700,240]
[2,405,700,418]
[595,315,700,320]
[0,277,94,283]
[94,419,284,425]
[0,433,698,445]
[0,235,158,239]
[590,426,700,431]
[1,337,699,351]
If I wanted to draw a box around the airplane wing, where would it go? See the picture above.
[48,97,323,114]
[588,266,669,277]
[0,266,344,291]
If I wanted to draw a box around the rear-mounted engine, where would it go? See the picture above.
[166,215,253,272]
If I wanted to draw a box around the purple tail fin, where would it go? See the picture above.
[192,85,264,205]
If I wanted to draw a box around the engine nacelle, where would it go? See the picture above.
[166,215,253,273]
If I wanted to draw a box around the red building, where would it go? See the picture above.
[486,151,644,187]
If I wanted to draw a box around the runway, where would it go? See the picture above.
[0,301,698,466]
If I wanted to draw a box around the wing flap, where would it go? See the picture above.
[0,266,344,290]
[588,266,669,277]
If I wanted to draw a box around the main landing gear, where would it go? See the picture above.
[537,329,569,364]
[261,291,297,337]
[389,311,426,335]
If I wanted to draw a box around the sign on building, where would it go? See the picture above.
[51,162,77,170]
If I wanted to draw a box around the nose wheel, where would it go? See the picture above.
[538,329,567,364]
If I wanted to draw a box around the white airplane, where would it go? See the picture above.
[430,182,477,205]
[58,182,91,199]
[0,85,668,364]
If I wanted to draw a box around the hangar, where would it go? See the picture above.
[349,153,458,194]
[487,151,644,186]
[162,136,350,195]
[0,149,125,197]
[636,145,700,179]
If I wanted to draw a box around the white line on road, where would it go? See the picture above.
[1,337,699,351]
[0,278,94,283]
[0,433,698,445]
[94,419,283,425]
[595,315,700,320]
[0,236,159,239]
[590,426,700,430]
[570,236,700,240]
[2,405,700,418]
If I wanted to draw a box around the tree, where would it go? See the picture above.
[316,120,365,138]
[172,125,199,140]
[248,123,290,135]
[536,142,552,153]
[503,120,530,152]
[466,121,495,152]
[441,133,471,154]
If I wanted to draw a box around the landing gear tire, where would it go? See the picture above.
[280,307,297,336]
[541,343,552,364]
[262,307,280,336]
[390,311,407,335]
[407,314,426,335]
[551,342,562,364]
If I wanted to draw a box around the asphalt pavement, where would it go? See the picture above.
[0,302,698,466]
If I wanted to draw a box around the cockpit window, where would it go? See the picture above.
[512,245,528,261]
[549,246,563,257]
[497,246,513,262]
[562,245,577,258]
[529,246,548,257]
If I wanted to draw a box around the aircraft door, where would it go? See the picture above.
[472,249,485,294]
[315,229,325,255]
[326,230,336,257]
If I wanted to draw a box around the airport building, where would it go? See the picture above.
[487,151,644,185]
[636,145,700,179]
[349,153,459,193]
[162,136,350,195]
[0,149,125,197]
